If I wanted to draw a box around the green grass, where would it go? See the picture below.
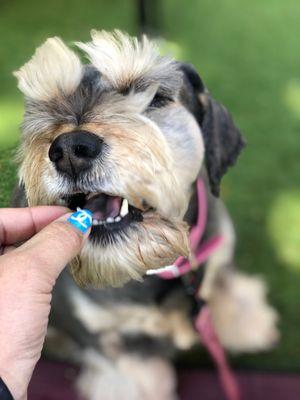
[1,0,300,371]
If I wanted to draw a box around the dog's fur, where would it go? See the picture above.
[12,31,279,399]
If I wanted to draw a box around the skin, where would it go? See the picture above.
[0,206,90,400]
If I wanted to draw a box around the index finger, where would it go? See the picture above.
[0,206,69,245]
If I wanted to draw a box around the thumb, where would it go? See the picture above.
[14,209,92,281]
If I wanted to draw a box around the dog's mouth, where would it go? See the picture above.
[61,192,145,241]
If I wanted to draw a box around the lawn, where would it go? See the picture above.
[1,0,300,371]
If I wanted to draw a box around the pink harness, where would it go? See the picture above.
[158,179,240,400]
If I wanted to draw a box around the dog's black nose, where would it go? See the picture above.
[49,131,103,177]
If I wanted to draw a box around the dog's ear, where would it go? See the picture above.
[180,63,246,196]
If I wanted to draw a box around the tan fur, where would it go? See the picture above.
[209,273,279,352]
[16,124,75,205]
[76,350,177,400]
[70,288,197,351]
[14,38,82,101]
[83,121,188,219]
[71,212,189,288]
[76,30,177,91]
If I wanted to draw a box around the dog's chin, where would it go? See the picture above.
[56,191,190,288]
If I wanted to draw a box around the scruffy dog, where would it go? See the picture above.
[12,31,278,399]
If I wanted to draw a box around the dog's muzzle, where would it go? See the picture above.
[49,130,147,244]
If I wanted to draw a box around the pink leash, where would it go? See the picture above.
[158,178,240,400]
[158,179,223,279]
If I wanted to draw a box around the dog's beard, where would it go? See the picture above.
[48,190,188,287]
[60,189,189,288]
[71,211,189,288]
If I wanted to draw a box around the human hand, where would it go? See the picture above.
[0,206,91,400]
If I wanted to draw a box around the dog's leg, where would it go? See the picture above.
[76,349,177,400]
[208,272,279,352]
[201,200,279,352]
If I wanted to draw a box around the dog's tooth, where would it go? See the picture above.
[92,220,99,226]
[106,217,114,223]
[115,216,121,222]
[120,199,129,217]
[99,220,104,225]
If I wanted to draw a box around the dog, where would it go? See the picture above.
[12,30,279,400]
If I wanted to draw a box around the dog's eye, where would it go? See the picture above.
[149,93,173,108]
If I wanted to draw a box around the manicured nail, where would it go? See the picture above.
[67,209,92,233]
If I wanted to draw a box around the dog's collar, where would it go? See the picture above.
[147,178,224,279]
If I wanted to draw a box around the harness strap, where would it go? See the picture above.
[157,178,240,400]
[195,306,240,400]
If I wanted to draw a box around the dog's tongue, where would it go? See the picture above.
[85,194,121,219]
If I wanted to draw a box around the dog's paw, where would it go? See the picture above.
[208,273,279,352]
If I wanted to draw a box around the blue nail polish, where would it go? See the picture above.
[67,209,92,233]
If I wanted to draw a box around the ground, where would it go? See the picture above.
[1,0,300,371]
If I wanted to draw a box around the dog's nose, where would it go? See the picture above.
[49,131,103,177]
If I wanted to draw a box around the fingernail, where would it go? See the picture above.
[67,209,92,233]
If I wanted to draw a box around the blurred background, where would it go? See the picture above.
[0,0,300,378]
